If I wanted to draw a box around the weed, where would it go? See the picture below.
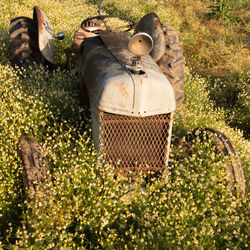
[208,0,248,22]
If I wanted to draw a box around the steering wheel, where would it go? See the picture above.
[81,15,136,33]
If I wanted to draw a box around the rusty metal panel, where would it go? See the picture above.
[80,35,176,118]
[99,30,134,64]
[99,112,173,174]
[34,6,54,64]
[74,27,106,50]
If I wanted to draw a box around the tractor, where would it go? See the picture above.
[9,6,245,195]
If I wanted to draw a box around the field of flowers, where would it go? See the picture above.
[0,0,249,248]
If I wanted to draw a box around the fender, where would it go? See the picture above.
[134,13,165,62]
[33,6,54,64]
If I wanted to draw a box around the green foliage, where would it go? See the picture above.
[209,72,250,138]
[208,0,246,22]
[0,0,249,248]
[0,65,249,248]
[12,137,250,248]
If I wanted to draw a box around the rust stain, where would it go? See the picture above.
[116,82,128,97]
[35,6,53,37]
[73,27,107,49]
[100,112,172,175]
[34,6,43,35]
[74,28,88,49]
[153,13,162,27]
[34,6,54,64]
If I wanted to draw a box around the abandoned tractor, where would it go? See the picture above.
[9,7,245,195]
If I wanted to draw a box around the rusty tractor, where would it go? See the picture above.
[9,6,245,195]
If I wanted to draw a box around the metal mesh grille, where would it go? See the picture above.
[100,112,172,174]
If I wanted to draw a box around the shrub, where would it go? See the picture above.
[208,0,247,22]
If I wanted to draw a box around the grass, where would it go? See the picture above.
[0,0,249,248]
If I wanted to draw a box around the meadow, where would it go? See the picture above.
[0,0,249,248]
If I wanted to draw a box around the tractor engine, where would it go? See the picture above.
[78,29,176,174]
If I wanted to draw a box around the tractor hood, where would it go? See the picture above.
[79,31,176,117]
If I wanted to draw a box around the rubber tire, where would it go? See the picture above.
[9,16,43,69]
[157,24,185,107]
[18,137,48,194]
[187,127,245,196]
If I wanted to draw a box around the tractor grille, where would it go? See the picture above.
[100,112,172,174]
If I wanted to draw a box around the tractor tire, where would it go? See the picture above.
[9,16,43,69]
[18,137,48,194]
[187,127,245,196]
[157,24,185,107]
